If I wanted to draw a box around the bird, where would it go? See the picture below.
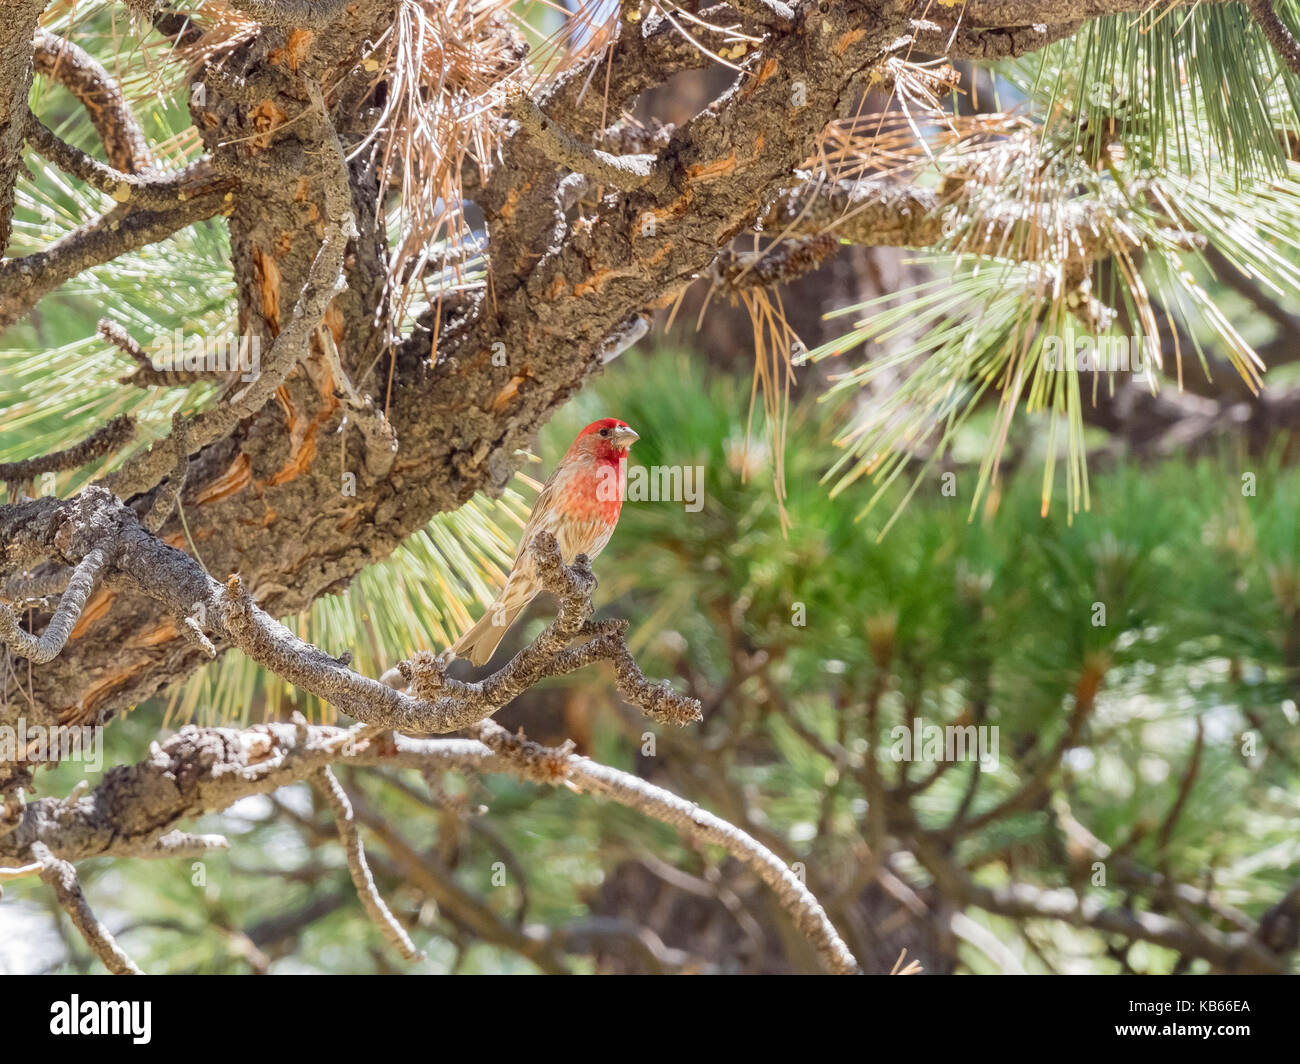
[450,417,639,666]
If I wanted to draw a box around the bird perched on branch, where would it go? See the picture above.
[451,418,639,666]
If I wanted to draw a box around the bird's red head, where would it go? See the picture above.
[568,418,640,462]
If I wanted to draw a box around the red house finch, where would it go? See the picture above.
[451,418,639,666]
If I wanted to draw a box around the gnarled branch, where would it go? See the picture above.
[0,546,109,664]
[3,719,859,974]
[33,28,152,174]
[504,85,666,193]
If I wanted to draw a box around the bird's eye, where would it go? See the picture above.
[599,428,610,437]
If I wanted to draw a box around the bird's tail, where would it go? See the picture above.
[450,591,535,667]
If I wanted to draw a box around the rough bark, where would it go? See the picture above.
[0,1,48,255]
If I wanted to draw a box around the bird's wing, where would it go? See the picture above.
[510,464,565,566]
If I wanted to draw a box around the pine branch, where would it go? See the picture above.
[25,115,219,211]
[313,765,424,963]
[97,319,228,387]
[101,77,354,502]
[0,547,109,664]
[100,220,349,500]
[224,0,354,29]
[1,489,701,733]
[33,28,152,174]
[910,18,1083,59]
[1247,0,1300,78]
[0,415,135,483]
[0,193,233,333]
[2,719,859,974]
[31,842,144,975]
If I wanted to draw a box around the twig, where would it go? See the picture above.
[0,416,134,482]
[221,531,701,731]
[946,671,1098,836]
[0,193,232,332]
[319,328,397,479]
[31,842,143,975]
[25,115,218,210]
[313,765,424,962]
[472,720,860,974]
[1155,716,1205,856]
[98,318,225,388]
[907,827,1285,974]
[114,831,229,859]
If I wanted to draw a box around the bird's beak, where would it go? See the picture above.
[612,426,639,449]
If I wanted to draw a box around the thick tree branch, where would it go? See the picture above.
[101,219,349,499]
[730,0,799,29]
[99,77,353,501]
[761,175,1137,269]
[504,85,666,193]
[910,18,1083,59]
[918,0,1219,25]
[224,0,353,29]
[0,3,50,253]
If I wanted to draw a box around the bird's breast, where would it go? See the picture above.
[555,460,624,525]
[547,460,623,561]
